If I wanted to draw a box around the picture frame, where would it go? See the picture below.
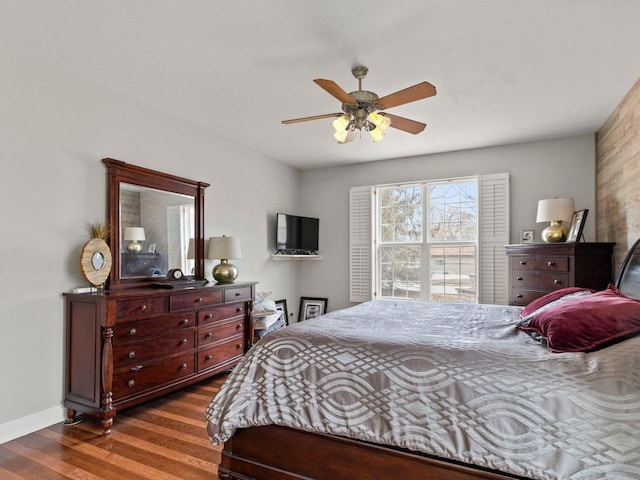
[148,243,157,253]
[521,230,534,244]
[566,209,588,242]
[274,299,289,326]
[299,297,328,321]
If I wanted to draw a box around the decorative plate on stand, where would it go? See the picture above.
[80,238,112,289]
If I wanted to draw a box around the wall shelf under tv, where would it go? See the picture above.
[271,254,322,261]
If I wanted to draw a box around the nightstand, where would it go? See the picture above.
[505,242,615,306]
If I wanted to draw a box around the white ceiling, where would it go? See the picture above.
[2,1,640,169]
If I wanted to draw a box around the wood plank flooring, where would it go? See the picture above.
[0,373,227,479]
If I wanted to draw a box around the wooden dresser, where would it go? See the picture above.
[63,281,256,433]
[506,243,614,306]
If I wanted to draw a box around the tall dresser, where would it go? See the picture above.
[506,243,614,306]
[64,281,256,434]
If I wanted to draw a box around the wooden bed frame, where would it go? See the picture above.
[218,239,638,480]
[219,425,524,479]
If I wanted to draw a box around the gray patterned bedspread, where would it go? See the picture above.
[205,300,640,479]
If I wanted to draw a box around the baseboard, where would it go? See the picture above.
[0,404,66,444]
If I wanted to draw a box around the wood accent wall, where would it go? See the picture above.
[596,77,640,276]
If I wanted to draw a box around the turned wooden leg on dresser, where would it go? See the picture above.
[63,408,84,427]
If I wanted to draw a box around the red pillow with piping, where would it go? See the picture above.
[520,287,594,318]
[519,284,640,353]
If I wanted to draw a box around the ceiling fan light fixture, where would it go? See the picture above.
[369,112,391,131]
[332,114,350,132]
[370,126,385,143]
[334,128,349,142]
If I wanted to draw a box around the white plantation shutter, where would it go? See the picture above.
[349,186,375,302]
[167,206,181,269]
[478,173,510,304]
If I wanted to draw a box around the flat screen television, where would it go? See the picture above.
[275,213,319,254]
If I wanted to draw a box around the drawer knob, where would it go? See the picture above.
[519,261,526,265]
[516,294,523,299]
[236,307,243,313]
[128,351,135,359]
[554,279,562,285]
[180,363,187,369]
[196,297,203,303]
[516,276,523,281]
[205,332,213,338]
[180,338,188,345]
[236,344,242,350]
[182,319,189,325]
[128,380,135,387]
[547,261,555,266]
[236,324,241,330]
[235,292,241,297]
[140,305,147,311]
[205,354,212,360]
[129,328,137,336]
[205,314,213,320]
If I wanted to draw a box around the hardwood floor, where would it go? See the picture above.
[0,374,227,479]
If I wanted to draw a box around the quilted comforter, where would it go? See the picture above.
[206,300,640,479]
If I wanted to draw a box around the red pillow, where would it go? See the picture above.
[520,287,594,318]
[519,285,640,353]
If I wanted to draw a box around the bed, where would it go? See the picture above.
[206,241,640,480]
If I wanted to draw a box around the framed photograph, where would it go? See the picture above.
[274,299,289,326]
[299,297,328,321]
[521,230,534,244]
[566,209,588,242]
[148,243,156,253]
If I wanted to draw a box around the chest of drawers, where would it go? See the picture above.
[63,281,255,433]
[506,243,614,306]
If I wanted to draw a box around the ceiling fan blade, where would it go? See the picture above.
[338,129,356,144]
[281,113,342,124]
[381,113,426,134]
[377,82,436,110]
[314,79,357,105]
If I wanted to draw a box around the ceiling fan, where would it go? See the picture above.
[281,66,436,144]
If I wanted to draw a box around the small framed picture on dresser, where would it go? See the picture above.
[521,230,534,244]
[566,209,588,242]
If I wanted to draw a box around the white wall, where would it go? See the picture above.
[297,134,596,314]
[0,42,300,441]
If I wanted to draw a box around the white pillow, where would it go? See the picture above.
[254,312,281,330]
[254,298,277,317]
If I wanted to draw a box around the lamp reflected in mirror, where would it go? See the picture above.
[123,227,146,253]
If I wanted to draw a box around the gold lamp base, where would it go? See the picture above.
[212,259,238,284]
[127,241,142,253]
[541,221,567,243]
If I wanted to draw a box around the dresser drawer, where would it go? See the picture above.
[224,286,253,303]
[536,256,569,272]
[112,312,195,344]
[510,289,546,306]
[509,255,536,271]
[199,303,246,325]
[197,337,244,372]
[115,296,166,319]
[511,271,569,289]
[198,318,244,347]
[170,290,223,312]
[112,353,195,398]
[113,330,196,366]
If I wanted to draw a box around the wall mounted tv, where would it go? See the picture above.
[275,213,319,254]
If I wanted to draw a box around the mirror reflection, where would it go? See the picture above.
[119,182,195,278]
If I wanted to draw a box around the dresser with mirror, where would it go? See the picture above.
[64,159,256,434]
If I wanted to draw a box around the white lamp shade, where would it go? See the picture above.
[536,198,575,223]
[207,236,242,260]
[187,238,195,259]
[123,227,146,241]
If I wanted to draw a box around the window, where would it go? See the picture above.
[378,179,477,302]
[350,173,509,305]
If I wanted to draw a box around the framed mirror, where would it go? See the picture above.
[103,158,209,289]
